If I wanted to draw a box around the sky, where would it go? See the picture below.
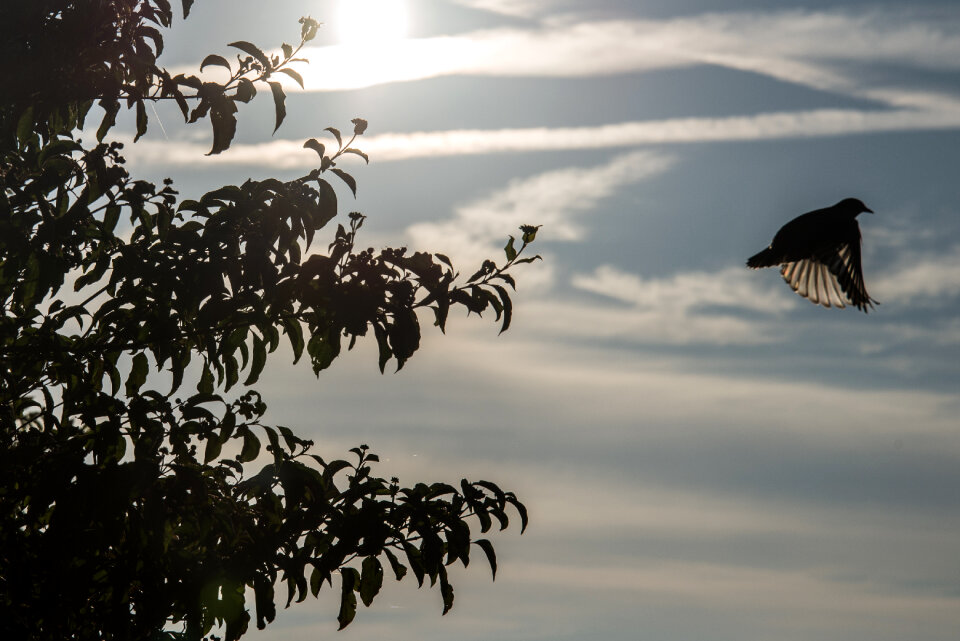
[119,1,960,639]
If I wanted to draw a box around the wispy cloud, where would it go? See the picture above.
[404,151,674,276]
[271,9,960,102]
[122,105,960,169]
[875,245,960,306]
[573,264,795,314]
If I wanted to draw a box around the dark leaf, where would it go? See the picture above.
[235,78,257,103]
[244,335,267,385]
[337,568,360,630]
[239,430,262,463]
[324,127,342,148]
[330,169,357,197]
[351,118,368,135]
[200,54,232,72]
[303,138,325,158]
[383,549,408,581]
[125,352,149,396]
[204,436,223,463]
[473,539,497,580]
[504,236,517,262]
[277,68,304,88]
[134,101,148,142]
[268,81,286,133]
[359,557,383,607]
[228,40,271,70]
[341,148,369,164]
[96,100,120,141]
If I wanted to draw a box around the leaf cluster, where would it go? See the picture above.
[1,2,538,640]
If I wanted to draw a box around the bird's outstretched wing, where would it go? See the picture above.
[780,243,876,312]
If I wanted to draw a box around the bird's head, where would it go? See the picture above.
[838,197,873,216]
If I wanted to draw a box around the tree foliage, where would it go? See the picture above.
[0,2,539,639]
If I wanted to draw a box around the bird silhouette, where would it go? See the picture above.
[747,198,877,312]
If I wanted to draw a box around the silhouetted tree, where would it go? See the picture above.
[0,2,538,639]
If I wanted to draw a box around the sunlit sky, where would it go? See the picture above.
[119,1,960,639]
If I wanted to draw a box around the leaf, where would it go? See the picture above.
[302,138,325,158]
[383,549,407,581]
[126,352,148,396]
[181,0,194,17]
[277,68,304,88]
[244,335,267,385]
[204,435,223,463]
[96,100,120,142]
[281,43,293,59]
[330,169,356,197]
[207,96,238,155]
[473,539,497,580]
[134,101,148,142]
[324,127,342,148]
[373,323,391,374]
[341,148,369,164]
[359,557,383,607]
[438,566,454,615]
[351,118,368,135]
[337,568,360,630]
[276,425,301,452]
[253,574,276,630]
[16,107,34,144]
[492,284,512,334]
[310,566,323,597]
[503,236,517,262]
[268,81,286,133]
[200,54,231,72]
[235,78,256,103]
[228,40,271,70]
[239,430,261,463]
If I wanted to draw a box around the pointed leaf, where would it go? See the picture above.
[228,40,271,70]
[504,236,517,262]
[359,557,383,607]
[277,68,304,88]
[268,81,286,133]
[341,148,369,164]
[473,539,497,580]
[244,335,267,385]
[303,138,325,158]
[204,435,223,463]
[239,430,261,463]
[337,568,360,630]
[330,168,356,197]
[325,126,342,147]
[126,352,149,396]
[200,54,231,72]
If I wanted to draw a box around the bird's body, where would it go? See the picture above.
[747,198,876,312]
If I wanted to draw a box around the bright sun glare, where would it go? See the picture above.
[336,0,410,46]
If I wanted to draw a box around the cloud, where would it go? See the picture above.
[266,9,960,101]
[575,264,804,314]
[404,150,675,272]
[120,105,960,170]
[875,245,960,307]
[444,0,559,18]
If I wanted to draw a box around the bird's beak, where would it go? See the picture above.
[864,207,874,214]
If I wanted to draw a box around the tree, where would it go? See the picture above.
[0,2,540,639]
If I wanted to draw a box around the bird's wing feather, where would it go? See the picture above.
[780,241,875,311]
[826,242,875,311]
[780,258,846,308]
